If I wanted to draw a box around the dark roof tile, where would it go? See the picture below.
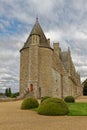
[21,19,50,50]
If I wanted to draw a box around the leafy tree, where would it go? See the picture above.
[8,88,11,97]
[5,88,9,97]
[83,79,87,95]
[5,88,12,97]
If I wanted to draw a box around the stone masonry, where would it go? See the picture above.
[20,18,82,98]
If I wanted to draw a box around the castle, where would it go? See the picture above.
[20,18,82,98]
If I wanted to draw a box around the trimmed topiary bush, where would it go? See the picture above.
[21,98,39,110]
[41,96,50,103]
[38,98,69,116]
[64,96,75,103]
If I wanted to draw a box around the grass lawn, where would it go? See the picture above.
[67,103,87,116]
[32,102,87,116]
[32,103,87,116]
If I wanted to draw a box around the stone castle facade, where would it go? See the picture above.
[20,18,82,98]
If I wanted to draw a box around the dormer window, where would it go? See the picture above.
[31,34,40,45]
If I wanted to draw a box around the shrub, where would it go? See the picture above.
[64,96,75,103]
[21,98,39,110]
[41,96,50,103]
[38,98,69,116]
[11,92,19,98]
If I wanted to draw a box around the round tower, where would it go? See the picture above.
[20,18,51,98]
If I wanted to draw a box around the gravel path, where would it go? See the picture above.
[0,96,87,130]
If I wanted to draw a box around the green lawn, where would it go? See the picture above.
[67,103,87,116]
[32,102,87,116]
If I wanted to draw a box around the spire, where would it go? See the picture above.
[21,18,50,50]
[68,47,71,56]
[68,47,70,52]
[36,15,38,22]
[30,17,43,36]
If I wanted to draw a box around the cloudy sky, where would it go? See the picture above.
[0,0,87,93]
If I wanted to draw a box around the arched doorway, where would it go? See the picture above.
[30,84,33,92]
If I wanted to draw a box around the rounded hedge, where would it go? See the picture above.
[41,96,50,103]
[64,96,75,103]
[38,98,69,116]
[21,98,39,109]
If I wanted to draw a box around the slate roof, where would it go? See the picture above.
[21,18,50,50]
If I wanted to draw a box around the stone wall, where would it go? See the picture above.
[20,48,29,95]
[39,47,53,97]
[52,69,62,98]
[28,45,39,98]
[20,42,82,99]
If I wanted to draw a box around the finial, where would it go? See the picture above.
[36,15,38,22]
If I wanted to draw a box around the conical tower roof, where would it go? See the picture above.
[21,18,50,50]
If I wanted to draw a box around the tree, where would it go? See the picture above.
[5,88,12,97]
[8,88,11,97]
[83,79,87,95]
[5,88,9,97]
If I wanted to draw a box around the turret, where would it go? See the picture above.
[21,17,50,50]
[53,42,61,57]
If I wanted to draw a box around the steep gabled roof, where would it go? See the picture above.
[22,18,50,50]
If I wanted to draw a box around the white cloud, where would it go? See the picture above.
[0,0,87,92]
